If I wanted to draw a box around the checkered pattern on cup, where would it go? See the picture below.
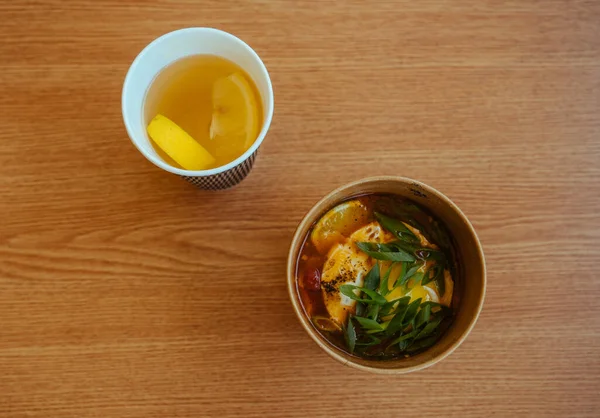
[122,28,274,190]
[183,150,257,190]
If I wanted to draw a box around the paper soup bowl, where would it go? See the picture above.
[286,176,486,374]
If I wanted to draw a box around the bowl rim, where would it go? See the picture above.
[286,176,486,374]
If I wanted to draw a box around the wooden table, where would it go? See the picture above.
[1,1,599,417]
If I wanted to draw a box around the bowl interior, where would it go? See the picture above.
[287,177,486,374]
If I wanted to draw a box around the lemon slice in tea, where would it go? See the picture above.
[147,114,216,170]
[311,200,370,254]
[209,72,260,149]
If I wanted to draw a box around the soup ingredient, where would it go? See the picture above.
[210,72,260,149]
[355,242,415,261]
[344,212,453,355]
[302,267,321,291]
[310,200,370,254]
[146,114,216,170]
[297,195,457,359]
[344,317,357,354]
[381,261,453,306]
[312,316,342,332]
[320,222,394,325]
[374,212,419,243]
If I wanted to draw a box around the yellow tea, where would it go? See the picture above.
[144,54,263,170]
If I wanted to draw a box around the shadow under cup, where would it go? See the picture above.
[122,28,274,190]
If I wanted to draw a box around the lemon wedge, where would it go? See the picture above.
[311,200,370,254]
[209,72,260,149]
[147,114,216,170]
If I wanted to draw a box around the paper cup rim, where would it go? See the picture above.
[121,27,274,177]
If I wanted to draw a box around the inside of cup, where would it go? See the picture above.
[122,28,273,173]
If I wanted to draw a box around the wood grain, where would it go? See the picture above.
[1,0,599,416]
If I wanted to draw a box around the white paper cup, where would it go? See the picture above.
[122,28,274,190]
